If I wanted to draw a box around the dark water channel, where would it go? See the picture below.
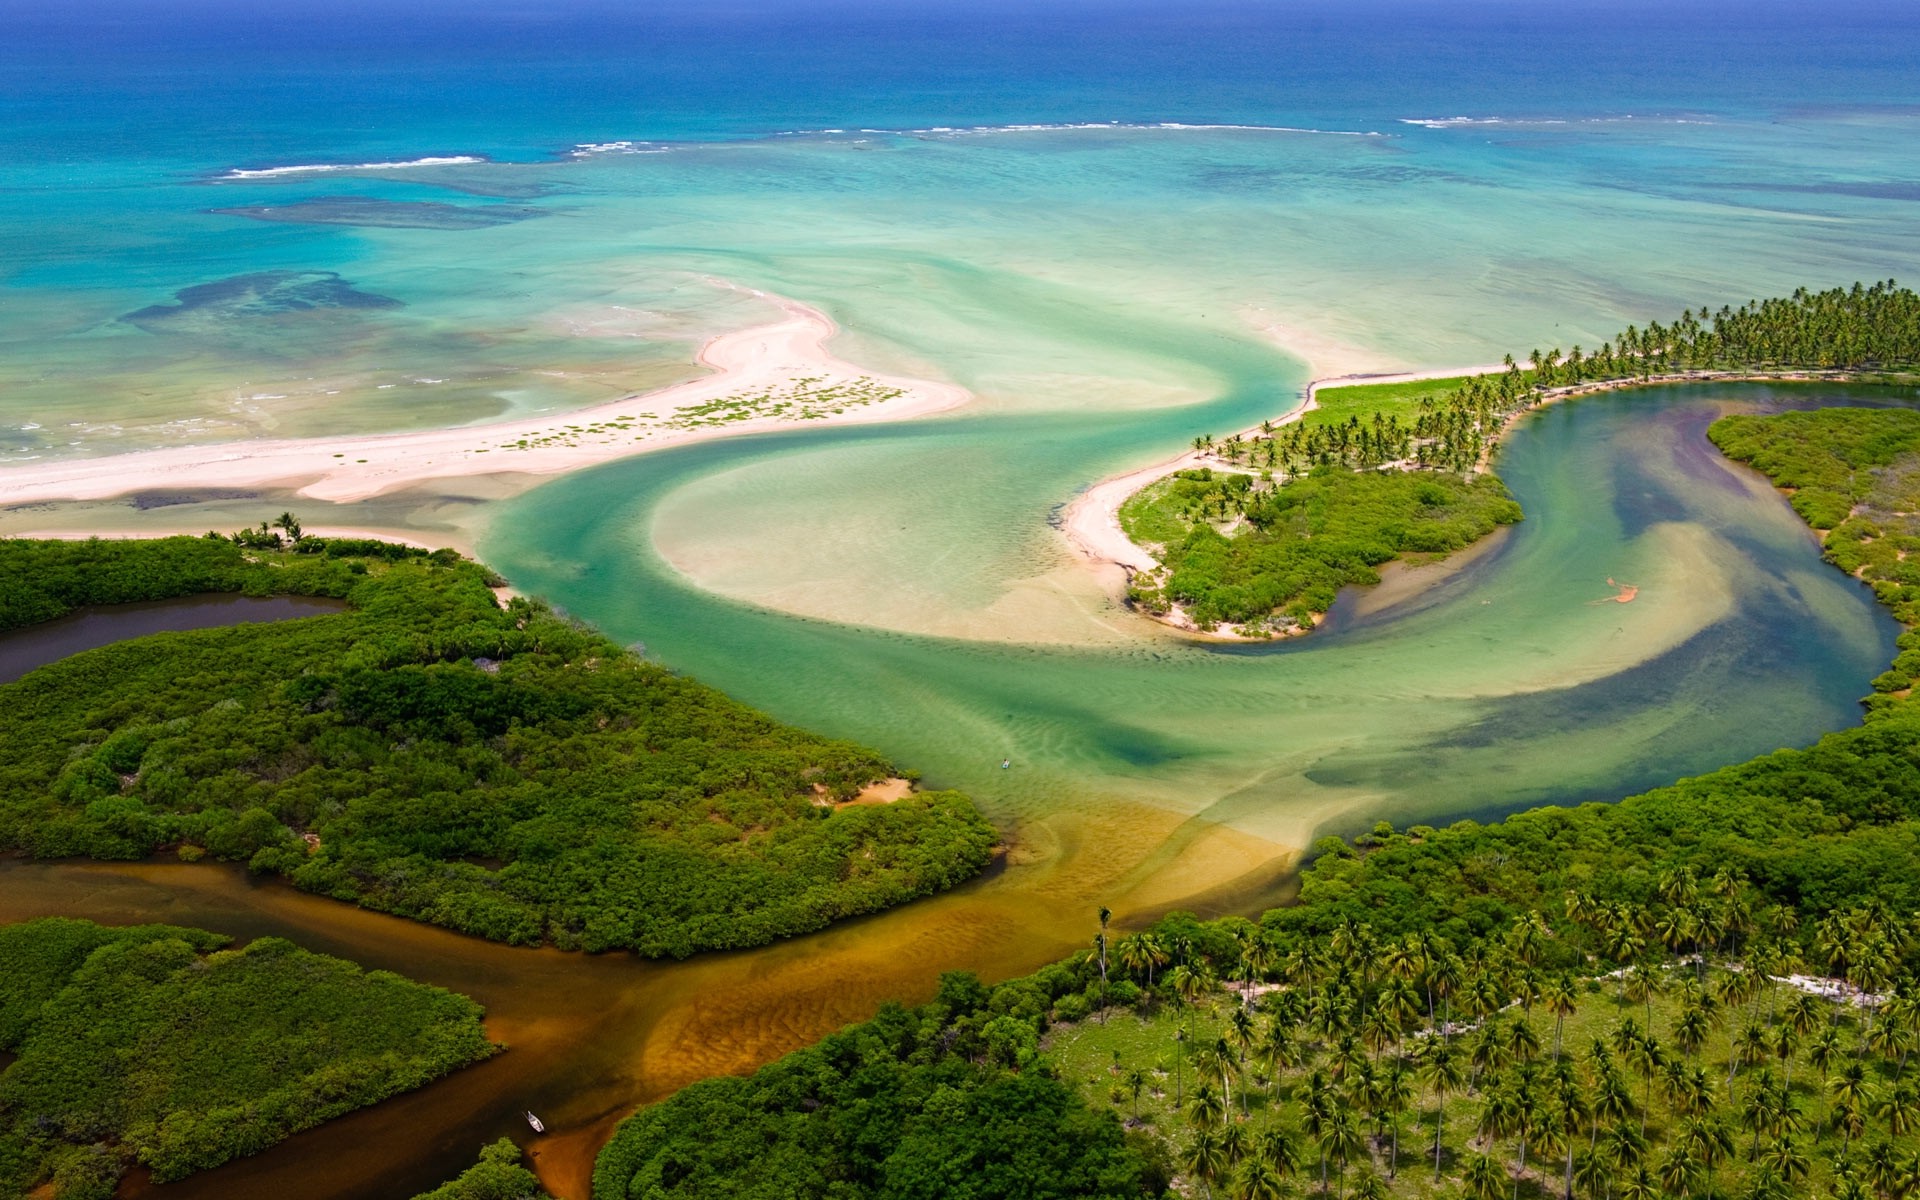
[0,594,347,684]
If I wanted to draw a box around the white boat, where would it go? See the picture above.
[524,1111,545,1133]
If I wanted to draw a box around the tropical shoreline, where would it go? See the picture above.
[1059,363,1505,639]
[0,290,970,508]
[1068,363,1907,642]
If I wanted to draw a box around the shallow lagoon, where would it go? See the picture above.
[0,380,1903,1199]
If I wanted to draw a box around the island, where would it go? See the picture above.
[1109,282,1920,637]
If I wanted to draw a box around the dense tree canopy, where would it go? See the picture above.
[1711,407,1920,635]
[1134,282,1920,633]
[413,1139,551,1200]
[0,917,493,1200]
[0,535,996,957]
[592,970,1169,1200]
[596,396,1920,1200]
[1121,467,1520,632]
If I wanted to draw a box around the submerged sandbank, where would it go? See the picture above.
[0,291,970,508]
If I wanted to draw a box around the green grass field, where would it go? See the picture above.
[1306,376,1476,431]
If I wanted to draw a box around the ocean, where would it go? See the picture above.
[5,6,1920,1193]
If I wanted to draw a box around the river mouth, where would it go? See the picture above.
[0,593,348,684]
[0,382,1911,1199]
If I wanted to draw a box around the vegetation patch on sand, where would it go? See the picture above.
[1119,468,1521,635]
[0,917,494,1199]
[0,530,996,958]
[499,375,908,452]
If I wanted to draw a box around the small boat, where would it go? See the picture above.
[524,1111,545,1134]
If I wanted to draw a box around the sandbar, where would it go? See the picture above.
[0,291,970,508]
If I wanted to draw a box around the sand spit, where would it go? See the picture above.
[0,293,970,507]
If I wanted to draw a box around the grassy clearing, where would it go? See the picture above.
[1307,376,1475,432]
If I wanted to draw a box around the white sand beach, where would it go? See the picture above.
[0,292,969,507]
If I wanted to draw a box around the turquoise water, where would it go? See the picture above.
[3,7,1919,1193]
[4,3,1919,900]
[485,383,1903,910]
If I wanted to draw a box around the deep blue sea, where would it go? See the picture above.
[5,0,1919,164]
[6,11,1920,1196]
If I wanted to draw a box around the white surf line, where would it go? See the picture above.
[0,293,971,507]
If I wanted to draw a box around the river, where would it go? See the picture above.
[0,381,1908,1198]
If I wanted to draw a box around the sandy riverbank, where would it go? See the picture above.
[1059,363,1504,578]
[1065,362,1887,641]
[0,291,970,508]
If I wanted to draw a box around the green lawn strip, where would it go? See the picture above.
[1306,376,1475,431]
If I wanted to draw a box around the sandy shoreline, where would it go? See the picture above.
[1065,362,1886,641]
[0,291,970,508]
[1059,363,1503,578]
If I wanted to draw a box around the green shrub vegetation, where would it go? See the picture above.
[593,393,1920,1199]
[591,968,1171,1200]
[0,917,494,1199]
[1120,467,1520,633]
[1711,407,1920,638]
[1129,282,1920,634]
[0,533,996,957]
[413,1139,551,1200]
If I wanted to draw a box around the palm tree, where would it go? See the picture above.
[1117,932,1169,987]
[1570,1148,1608,1200]
[1684,1116,1733,1197]
[1543,974,1578,1063]
[1832,1059,1872,1140]
[1320,1110,1366,1200]
[1124,1068,1146,1121]
[1186,1129,1229,1200]
[1219,1120,1249,1172]
[1463,1152,1505,1200]
[1253,1127,1301,1180]
[1604,1123,1649,1175]
[1810,1023,1845,1082]
[1186,1081,1226,1131]
[1766,1137,1810,1189]
[1232,1157,1286,1200]
[1419,1037,1464,1180]
[1095,906,1111,1022]
[1376,1060,1414,1179]
[1772,1019,1803,1091]
[1348,1169,1388,1200]
[1655,1145,1700,1198]
[1673,1002,1711,1060]
[1626,1033,1666,1136]
[1875,1079,1920,1138]
[1624,963,1663,1030]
